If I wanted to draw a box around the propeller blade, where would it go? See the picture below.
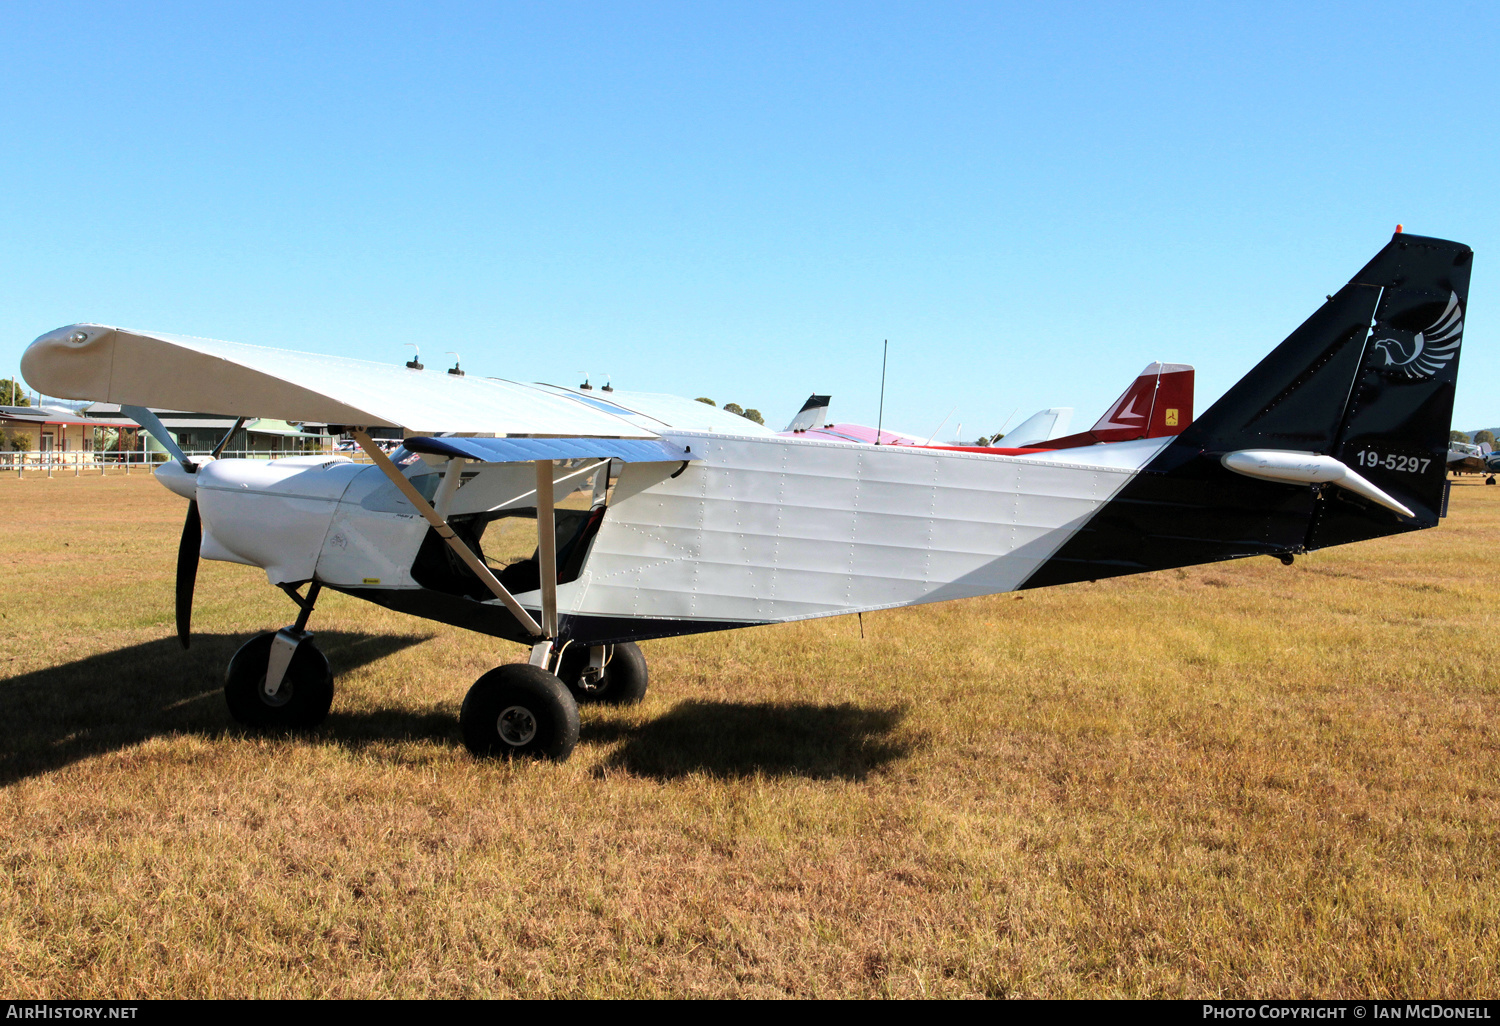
[176,500,201,649]
[121,404,188,465]
[211,418,246,459]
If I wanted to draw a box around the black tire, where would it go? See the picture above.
[224,632,334,730]
[1487,476,1496,485]
[557,641,649,705]
[461,664,580,761]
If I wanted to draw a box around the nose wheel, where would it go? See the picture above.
[224,631,334,730]
[460,664,580,761]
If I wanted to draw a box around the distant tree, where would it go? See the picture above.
[1476,430,1497,447]
[723,403,744,416]
[1,428,33,451]
[1451,430,1471,443]
[0,378,29,406]
[743,408,764,425]
[695,397,716,406]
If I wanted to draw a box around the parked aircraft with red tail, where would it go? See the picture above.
[1030,362,1194,450]
[779,361,1191,451]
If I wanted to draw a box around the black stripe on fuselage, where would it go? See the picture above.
[329,585,762,647]
[1018,444,1321,589]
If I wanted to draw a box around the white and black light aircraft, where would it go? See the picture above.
[20,231,1472,761]
[1446,439,1499,483]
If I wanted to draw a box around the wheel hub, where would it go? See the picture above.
[497,705,538,746]
[259,676,293,707]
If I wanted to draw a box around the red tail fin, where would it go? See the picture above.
[1032,362,1194,450]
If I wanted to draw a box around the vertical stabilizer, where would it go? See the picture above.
[1025,232,1473,588]
[784,394,832,433]
[1032,363,1195,449]
[1003,407,1074,447]
[1307,236,1472,547]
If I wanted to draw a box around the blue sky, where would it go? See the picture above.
[3,1,1497,434]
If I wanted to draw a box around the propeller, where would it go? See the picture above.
[176,500,201,648]
[122,408,244,649]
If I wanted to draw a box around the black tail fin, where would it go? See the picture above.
[1024,232,1472,588]
[784,394,832,433]
[1308,236,1470,546]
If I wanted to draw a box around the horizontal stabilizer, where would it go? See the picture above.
[1221,449,1414,518]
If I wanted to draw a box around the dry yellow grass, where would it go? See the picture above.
[0,471,1496,997]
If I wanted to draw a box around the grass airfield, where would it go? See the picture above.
[1,471,1497,998]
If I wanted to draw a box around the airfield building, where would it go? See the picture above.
[0,402,332,465]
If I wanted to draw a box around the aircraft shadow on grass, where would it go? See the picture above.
[584,701,915,782]
[0,632,427,786]
[0,634,915,784]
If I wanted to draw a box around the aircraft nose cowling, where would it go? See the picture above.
[194,457,364,584]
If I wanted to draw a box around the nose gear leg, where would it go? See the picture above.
[266,582,323,698]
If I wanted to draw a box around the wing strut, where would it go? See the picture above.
[535,459,559,638]
[352,430,545,639]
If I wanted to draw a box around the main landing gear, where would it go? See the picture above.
[460,664,580,760]
[224,583,334,730]
[557,642,648,706]
[223,581,648,764]
[457,641,649,762]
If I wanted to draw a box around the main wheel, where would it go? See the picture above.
[224,632,334,730]
[461,664,580,761]
[557,641,649,705]
[1487,476,1496,485]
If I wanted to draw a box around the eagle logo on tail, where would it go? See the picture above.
[1372,292,1463,380]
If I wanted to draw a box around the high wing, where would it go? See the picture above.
[1447,440,1491,474]
[532,384,778,437]
[21,324,658,438]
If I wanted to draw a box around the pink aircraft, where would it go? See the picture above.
[780,363,1195,452]
[779,396,926,446]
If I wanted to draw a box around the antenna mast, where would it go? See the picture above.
[876,340,888,445]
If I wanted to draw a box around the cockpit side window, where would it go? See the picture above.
[410,502,607,599]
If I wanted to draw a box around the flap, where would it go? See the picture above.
[402,436,700,463]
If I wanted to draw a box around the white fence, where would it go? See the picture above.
[2,448,376,477]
